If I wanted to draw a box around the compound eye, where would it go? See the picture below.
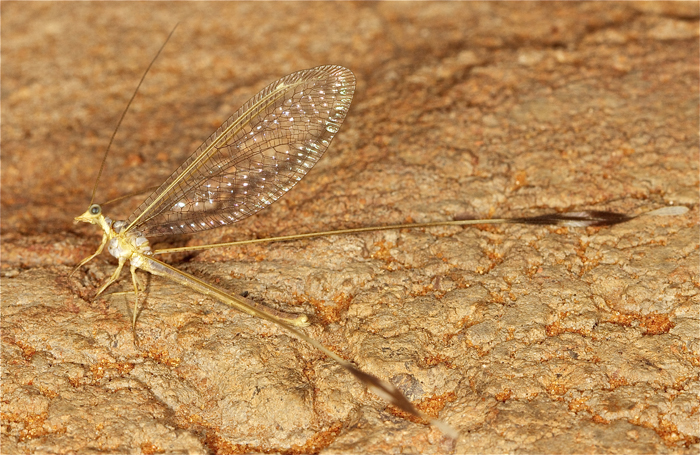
[89,204,101,215]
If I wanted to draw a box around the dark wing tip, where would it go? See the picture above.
[514,210,634,227]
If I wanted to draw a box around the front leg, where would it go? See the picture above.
[70,231,109,278]
[95,258,126,298]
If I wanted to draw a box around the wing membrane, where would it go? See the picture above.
[126,65,355,236]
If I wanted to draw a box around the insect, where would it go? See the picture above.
[72,58,469,436]
[72,39,688,440]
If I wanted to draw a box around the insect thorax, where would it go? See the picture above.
[107,220,152,261]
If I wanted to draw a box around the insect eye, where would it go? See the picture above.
[89,204,101,215]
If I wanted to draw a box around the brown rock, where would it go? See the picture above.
[2,2,698,453]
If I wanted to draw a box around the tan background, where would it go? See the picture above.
[2,2,698,453]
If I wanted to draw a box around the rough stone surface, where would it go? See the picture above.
[2,2,698,454]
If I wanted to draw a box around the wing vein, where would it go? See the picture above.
[123,65,355,236]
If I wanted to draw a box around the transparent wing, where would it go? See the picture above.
[125,65,355,236]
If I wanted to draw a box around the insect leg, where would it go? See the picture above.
[129,263,142,345]
[69,232,109,278]
[95,258,126,298]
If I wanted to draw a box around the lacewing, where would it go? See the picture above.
[73,64,463,437]
[73,46,687,439]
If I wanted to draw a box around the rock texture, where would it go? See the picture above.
[2,2,698,453]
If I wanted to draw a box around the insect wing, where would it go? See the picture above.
[126,65,355,236]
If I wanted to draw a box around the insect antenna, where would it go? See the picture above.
[88,24,179,205]
[101,185,161,208]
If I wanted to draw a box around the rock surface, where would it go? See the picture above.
[2,2,698,453]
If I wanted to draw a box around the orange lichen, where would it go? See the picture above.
[2,411,66,442]
[655,418,700,446]
[602,311,675,335]
[568,396,591,413]
[140,442,165,455]
[419,354,455,369]
[307,292,354,325]
[639,314,674,335]
[288,422,343,454]
[370,239,396,263]
[13,339,36,360]
[141,349,181,367]
[203,422,343,455]
[592,414,609,424]
[495,389,512,402]
[387,391,457,423]
[89,360,136,381]
[545,381,569,396]
[607,373,629,389]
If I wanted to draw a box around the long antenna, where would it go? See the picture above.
[89,24,179,205]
